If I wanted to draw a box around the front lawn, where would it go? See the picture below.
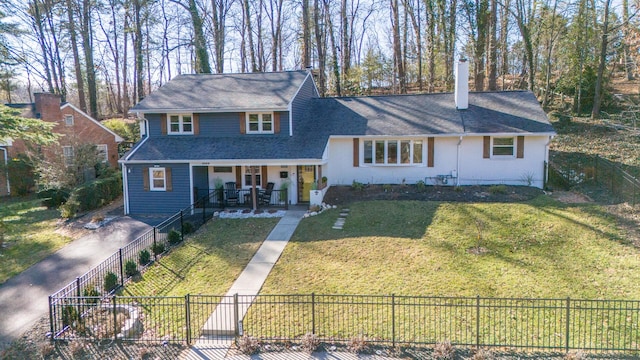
[0,196,72,284]
[123,217,279,296]
[261,197,640,299]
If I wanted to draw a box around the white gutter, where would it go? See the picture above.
[120,132,150,163]
[132,107,289,114]
[0,147,9,195]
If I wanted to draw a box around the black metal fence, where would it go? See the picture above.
[49,294,640,353]
[48,191,219,321]
[548,154,640,206]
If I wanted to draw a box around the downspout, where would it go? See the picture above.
[0,147,9,195]
[122,164,129,214]
[189,164,194,213]
[456,136,463,186]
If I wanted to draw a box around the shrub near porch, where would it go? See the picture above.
[261,198,640,299]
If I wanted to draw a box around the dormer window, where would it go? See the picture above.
[247,112,273,134]
[168,114,193,134]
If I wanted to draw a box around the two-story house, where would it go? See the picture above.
[0,93,124,196]
[121,61,556,215]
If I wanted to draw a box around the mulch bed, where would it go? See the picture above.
[323,184,544,205]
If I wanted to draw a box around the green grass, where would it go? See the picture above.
[123,217,280,296]
[261,198,640,299]
[0,196,72,284]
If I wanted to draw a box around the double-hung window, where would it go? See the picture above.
[244,166,262,186]
[62,146,74,166]
[96,144,108,163]
[168,114,193,134]
[363,139,424,165]
[247,113,273,134]
[150,168,166,191]
[492,137,515,157]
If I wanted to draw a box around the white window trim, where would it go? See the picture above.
[243,165,262,187]
[150,167,167,191]
[62,146,74,166]
[491,136,516,158]
[362,139,425,166]
[64,114,74,126]
[96,144,108,163]
[246,112,274,134]
[167,114,194,135]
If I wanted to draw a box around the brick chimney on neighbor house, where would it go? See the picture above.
[34,93,62,122]
[454,58,469,110]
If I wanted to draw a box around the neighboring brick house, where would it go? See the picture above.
[0,93,123,196]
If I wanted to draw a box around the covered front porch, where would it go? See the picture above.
[190,162,325,209]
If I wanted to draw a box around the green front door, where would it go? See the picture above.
[297,165,315,202]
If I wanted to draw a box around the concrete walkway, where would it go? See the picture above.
[185,209,306,360]
[0,213,154,348]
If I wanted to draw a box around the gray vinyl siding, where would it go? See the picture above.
[147,114,163,137]
[291,75,319,132]
[145,111,290,138]
[199,113,238,136]
[127,163,191,214]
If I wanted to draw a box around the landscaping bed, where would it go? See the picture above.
[324,184,544,205]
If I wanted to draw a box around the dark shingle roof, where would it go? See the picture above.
[126,135,325,161]
[125,89,555,162]
[298,91,554,137]
[130,71,309,112]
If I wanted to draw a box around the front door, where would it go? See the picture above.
[297,165,315,203]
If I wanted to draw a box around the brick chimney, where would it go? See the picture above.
[34,93,62,122]
[454,59,469,110]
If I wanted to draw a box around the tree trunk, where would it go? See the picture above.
[500,0,509,90]
[301,0,311,68]
[210,0,226,73]
[542,0,559,108]
[391,0,406,93]
[323,0,341,96]
[622,0,633,80]
[487,0,497,90]
[31,0,54,93]
[592,0,611,119]
[426,0,435,92]
[244,0,258,72]
[340,0,350,83]
[405,0,422,91]
[66,0,86,109]
[314,0,326,96]
[134,0,144,102]
[81,0,98,119]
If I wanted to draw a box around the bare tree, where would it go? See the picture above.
[591,0,611,119]
[391,0,406,93]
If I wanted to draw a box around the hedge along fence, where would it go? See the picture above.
[60,172,123,218]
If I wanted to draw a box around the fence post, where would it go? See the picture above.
[180,210,184,242]
[234,293,240,336]
[202,195,206,223]
[185,294,191,345]
[311,293,316,334]
[565,297,570,353]
[48,295,54,340]
[392,294,396,348]
[153,227,157,261]
[119,248,124,286]
[76,277,81,297]
[476,295,480,349]
[113,296,118,342]
[285,190,288,210]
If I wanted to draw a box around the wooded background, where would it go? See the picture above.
[0,0,637,119]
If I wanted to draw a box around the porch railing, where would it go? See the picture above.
[194,188,288,209]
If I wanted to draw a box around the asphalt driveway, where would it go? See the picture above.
[0,212,160,347]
